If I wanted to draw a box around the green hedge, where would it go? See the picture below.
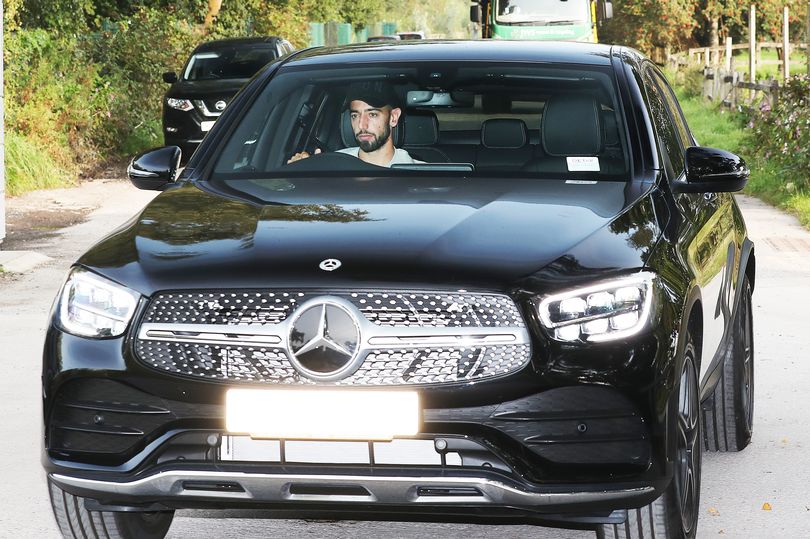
[745,76,810,191]
[4,18,194,196]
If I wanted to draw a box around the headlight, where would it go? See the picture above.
[536,272,655,343]
[166,98,193,111]
[56,268,140,338]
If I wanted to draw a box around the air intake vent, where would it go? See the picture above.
[289,484,371,497]
[416,487,484,497]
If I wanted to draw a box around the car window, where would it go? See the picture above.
[650,70,693,148]
[642,65,684,179]
[183,47,279,81]
[211,62,631,180]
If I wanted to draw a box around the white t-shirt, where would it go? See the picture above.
[336,147,425,167]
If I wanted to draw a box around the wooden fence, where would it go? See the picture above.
[700,66,780,110]
[670,4,809,110]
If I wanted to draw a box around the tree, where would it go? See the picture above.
[699,0,745,47]
[204,0,223,30]
[602,0,698,54]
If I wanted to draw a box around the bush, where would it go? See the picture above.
[4,9,200,195]
[663,65,704,100]
[745,75,810,190]
[4,30,103,179]
[82,8,200,155]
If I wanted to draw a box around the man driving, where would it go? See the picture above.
[287,82,423,167]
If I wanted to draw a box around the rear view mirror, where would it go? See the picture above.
[406,91,474,107]
[674,146,749,193]
[162,71,178,84]
[128,146,181,191]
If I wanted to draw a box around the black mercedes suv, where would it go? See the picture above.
[44,41,755,539]
[162,37,294,160]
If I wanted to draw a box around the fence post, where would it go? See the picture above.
[725,36,733,71]
[325,22,338,46]
[782,6,790,82]
[749,5,756,82]
[806,3,810,76]
[731,71,740,108]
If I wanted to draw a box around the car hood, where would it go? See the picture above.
[80,177,661,295]
[165,79,247,100]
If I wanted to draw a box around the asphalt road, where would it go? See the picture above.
[1,181,808,538]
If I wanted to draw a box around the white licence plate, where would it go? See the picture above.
[225,389,420,441]
[200,120,216,132]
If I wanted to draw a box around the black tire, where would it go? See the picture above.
[598,339,702,539]
[48,479,174,539]
[701,276,754,452]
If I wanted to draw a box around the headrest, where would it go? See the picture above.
[542,94,603,156]
[341,110,404,148]
[601,109,620,146]
[481,119,528,149]
[403,110,439,146]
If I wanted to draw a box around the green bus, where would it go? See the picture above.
[470,0,613,42]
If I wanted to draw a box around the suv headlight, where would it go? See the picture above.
[536,272,655,343]
[166,97,193,111]
[56,268,140,338]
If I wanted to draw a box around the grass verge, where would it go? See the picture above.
[5,131,76,197]
[673,84,810,228]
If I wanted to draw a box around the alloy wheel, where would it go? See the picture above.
[676,351,701,535]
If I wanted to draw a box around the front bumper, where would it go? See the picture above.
[43,375,666,521]
[50,466,660,518]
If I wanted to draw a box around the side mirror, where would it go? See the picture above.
[470,3,482,23]
[162,71,178,84]
[127,146,181,191]
[674,146,749,193]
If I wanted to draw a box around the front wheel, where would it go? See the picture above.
[49,479,174,539]
[599,338,702,539]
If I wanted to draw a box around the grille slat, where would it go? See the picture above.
[136,290,530,386]
[143,290,524,329]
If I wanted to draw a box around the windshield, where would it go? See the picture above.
[495,0,590,24]
[211,61,629,181]
[183,47,279,81]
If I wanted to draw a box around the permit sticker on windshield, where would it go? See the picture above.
[566,156,600,172]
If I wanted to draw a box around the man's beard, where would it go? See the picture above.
[356,123,391,152]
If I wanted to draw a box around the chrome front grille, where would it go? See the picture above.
[135,290,531,386]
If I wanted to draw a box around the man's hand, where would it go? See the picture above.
[287,148,322,164]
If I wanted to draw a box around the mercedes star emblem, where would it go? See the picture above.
[215,100,227,111]
[319,259,342,271]
[287,299,361,381]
